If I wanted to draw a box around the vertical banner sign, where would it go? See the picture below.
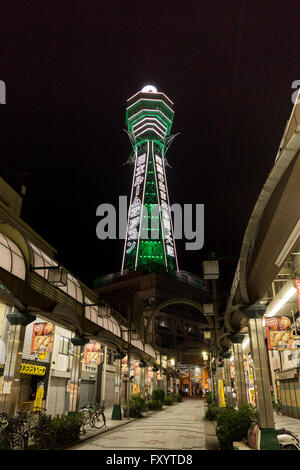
[153,143,175,262]
[296,279,300,313]
[124,146,148,265]
[33,382,44,411]
[218,379,226,407]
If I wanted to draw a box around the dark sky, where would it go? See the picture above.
[0,1,299,293]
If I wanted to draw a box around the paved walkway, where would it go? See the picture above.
[72,406,135,445]
[69,399,205,450]
[274,412,300,436]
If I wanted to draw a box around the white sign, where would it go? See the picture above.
[2,381,12,394]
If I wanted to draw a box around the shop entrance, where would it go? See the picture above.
[19,374,47,412]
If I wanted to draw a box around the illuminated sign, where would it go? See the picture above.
[296,279,300,313]
[20,363,46,376]
[218,379,226,407]
[154,146,175,261]
[124,147,148,260]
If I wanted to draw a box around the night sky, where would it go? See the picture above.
[0,1,299,294]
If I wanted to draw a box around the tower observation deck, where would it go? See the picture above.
[121,85,179,273]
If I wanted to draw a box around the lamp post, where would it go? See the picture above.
[203,257,220,404]
[139,361,147,396]
[112,350,125,420]
[121,323,139,420]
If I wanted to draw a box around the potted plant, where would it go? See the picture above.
[275,399,283,415]
[272,395,282,415]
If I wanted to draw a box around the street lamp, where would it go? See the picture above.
[202,260,219,280]
[202,351,209,361]
[121,326,140,419]
[203,303,214,316]
[31,265,68,287]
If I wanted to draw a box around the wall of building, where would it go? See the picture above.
[104,365,115,407]
[0,177,23,217]
[46,324,72,416]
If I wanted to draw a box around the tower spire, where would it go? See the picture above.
[121,86,179,273]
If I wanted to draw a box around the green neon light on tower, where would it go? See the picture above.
[121,85,179,273]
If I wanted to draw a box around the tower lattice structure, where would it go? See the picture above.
[121,85,179,273]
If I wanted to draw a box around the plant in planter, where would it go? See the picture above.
[122,393,147,418]
[50,413,82,446]
[152,389,165,403]
[164,395,175,406]
[169,392,182,403]
[275,399,282,415]
[205,391,213,405]
[204,403,219,421]
[147,400,163,411]
[215,404,257,450]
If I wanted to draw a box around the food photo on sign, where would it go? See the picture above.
[31,322,54,359]
[265,316,298,350]
[84,342,101,365]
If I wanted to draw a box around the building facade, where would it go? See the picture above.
[0,176,160,417]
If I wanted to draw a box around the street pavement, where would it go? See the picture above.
[69,399,205,450]
[274,412,300,437]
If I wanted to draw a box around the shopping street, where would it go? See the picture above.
[0,3,300,453]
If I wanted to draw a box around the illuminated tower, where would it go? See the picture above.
[121,85,179,273]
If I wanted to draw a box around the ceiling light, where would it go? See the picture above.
[275,217,300,267]
[266,286,297,318]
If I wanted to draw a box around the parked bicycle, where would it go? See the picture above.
[0,413,25,450]
[13,408,56,450]
[79,401,106,433]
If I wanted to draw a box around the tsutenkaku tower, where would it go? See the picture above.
[121,85,179,273]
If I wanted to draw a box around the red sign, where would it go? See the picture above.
[31,322,54,358]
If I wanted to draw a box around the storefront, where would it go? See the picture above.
[79,340,103,408]
[121,356,141,398]
[276,368,300,418]
[145,366,153,398]
[18,359,50,411]
[244,353,256,407]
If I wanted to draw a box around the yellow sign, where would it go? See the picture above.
[33,384,44,411]
[218,379,226,407]
[20,363,46,376]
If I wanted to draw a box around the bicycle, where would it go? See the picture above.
[91,403,106,429]
[79,402,106,431]
[0,416,25,450]
[31,408,56,450]
[14,408,56,450]
[14,410,44,450]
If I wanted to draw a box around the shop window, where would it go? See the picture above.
[58,336,70,355]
